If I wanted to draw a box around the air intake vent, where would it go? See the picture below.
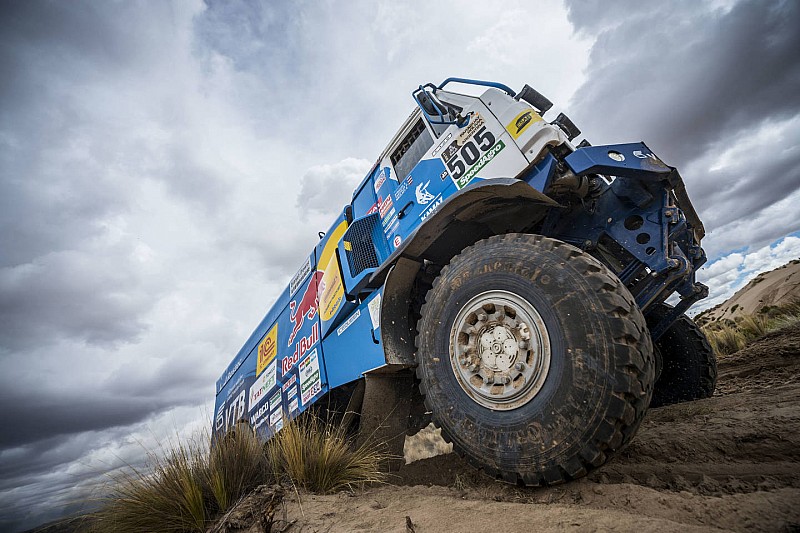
[343,213,382,277]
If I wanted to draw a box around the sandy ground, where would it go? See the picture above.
[227,324,800,532]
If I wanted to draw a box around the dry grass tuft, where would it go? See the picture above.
[88,412,388,532]
[90,438,210,532]
[267,411,387,494]
[703,300,800,357]
[206,424,272,512]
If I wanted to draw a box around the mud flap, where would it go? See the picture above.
[356,372,415,470]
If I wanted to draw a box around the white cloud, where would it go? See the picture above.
[296,158,371,217]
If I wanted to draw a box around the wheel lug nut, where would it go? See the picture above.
[477,312,487,321]
[514,362,525,371]
[518,341,528,350]
[482,375,491,384]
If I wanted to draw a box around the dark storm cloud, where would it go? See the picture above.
[0,388,168,449]
[0,1,232,352]
[0,249,151,350]
[564,0,800,250]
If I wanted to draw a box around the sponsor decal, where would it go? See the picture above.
[215,406,225,431]
[432,132,453,156]
[224,390,247,432]
[249,359,277,411]
[319,220,348,322]
[457,113,485,143]
[393,235,402,248]
[289,257,312,296]
[256,324,278,377]
[217,355,246,394]
[381,210,397,230]
[249,401,269,429]
[270,408,282,426]
[379,195,394,219]
[393,175,413,201]
[289,397,299,413]
[373,171,386,193]
[286,382,297,398]
[454,140,505,189]
[506,109,542,139]
[420,195,443,222]
[336,309,361,336]
[283,323,319,374]
[366,201,379,215]
[440,170,450,181]
[415,181,435,205]
[226,374,246,402]
[282,374,297,392]
[288,272,323,347]
[300,349,322,406]
[269,391,281,411]
[367,294,381,330]
[440,114,486,163]
[633,149,661,163]
[273,418,284,432]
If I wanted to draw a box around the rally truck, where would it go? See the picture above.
[213,78,715,486]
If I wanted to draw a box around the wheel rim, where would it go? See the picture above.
[449,290,551,410]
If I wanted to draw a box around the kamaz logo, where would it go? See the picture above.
[420,195,443,221]
[416,181,435,205]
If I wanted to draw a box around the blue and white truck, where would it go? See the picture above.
[213,78,714,486]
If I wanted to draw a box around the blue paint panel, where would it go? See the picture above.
[321,289,386,389]
[565,142,672,179]
[391,157,456,247]
[523,153,558,192]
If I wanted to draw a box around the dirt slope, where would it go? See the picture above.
[230,324,800,533]
[699,259,800,323]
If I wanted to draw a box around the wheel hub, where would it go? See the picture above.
[450,290,551,410]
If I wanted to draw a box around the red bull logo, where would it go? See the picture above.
[288,270,325,347]
[282,323,319,374]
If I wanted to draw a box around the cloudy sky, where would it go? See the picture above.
[0,0,798,529]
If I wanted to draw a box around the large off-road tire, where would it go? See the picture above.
[647,305,717,408]
[415,234,654,486]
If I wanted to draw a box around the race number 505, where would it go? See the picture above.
[445,127,496,181]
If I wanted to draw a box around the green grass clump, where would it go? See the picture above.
[89,411,388,532]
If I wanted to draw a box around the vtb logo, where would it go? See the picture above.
[288,270,325,346]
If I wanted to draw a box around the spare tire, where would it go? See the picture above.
[415,234,654,486]
[647,304,716,407]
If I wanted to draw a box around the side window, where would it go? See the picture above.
[390,119,434,182]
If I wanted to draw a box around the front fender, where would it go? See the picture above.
[377,178,559,366]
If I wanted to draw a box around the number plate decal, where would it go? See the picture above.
[439,113,505,189]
